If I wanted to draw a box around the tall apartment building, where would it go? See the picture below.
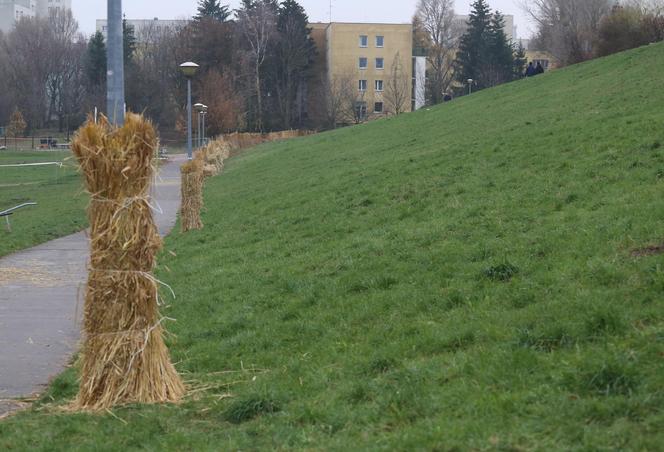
[0,0,36,33]
[308,15,516,123]
[0,0,70,33]
[310,22,416,122]
[36,0,71,17]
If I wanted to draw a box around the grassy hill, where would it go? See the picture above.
[2,43,664,450]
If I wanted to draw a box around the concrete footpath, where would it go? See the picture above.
[0,154,185,417]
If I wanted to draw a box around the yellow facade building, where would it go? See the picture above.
[309,22,415,123]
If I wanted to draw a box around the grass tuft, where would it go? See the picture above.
[224,396,281,424]
[483,262,519,282]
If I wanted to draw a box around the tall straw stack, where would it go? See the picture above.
[180,157,204,232]
[71,114,184,410]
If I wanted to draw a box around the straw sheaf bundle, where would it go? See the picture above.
[180,157,204,231]
[199,140,231,177]
[71,114,184,410]
[219,130,313,154]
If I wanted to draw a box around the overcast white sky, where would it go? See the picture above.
[72,0,535,38]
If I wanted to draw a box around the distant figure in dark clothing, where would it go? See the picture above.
[443,92,453,102]
[525,62,536,77]
[536,62,545,74]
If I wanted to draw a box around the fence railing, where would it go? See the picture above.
[0,136,72,151]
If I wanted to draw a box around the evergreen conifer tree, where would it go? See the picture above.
[272,0,316,129]
[455,0,492,87]
[455,0,519,91]
[513,41,527,79]
[196,0,231,22]
[123,18,137,64]
[85,31,107,87]
[484,11,516,86]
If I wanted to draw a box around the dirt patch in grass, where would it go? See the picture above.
[631,243,664,257]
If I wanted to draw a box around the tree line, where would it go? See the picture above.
[414,0,528,103]
[0,0,318,137]
[414,0,664,104]
[524,0,664,65]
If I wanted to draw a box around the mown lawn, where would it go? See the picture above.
[0,151,86,257]
[2,44,664,450]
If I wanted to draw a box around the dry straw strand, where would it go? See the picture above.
[71,113,184,411]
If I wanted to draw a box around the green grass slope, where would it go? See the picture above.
[3,44,664,450]
[0,152,86,257]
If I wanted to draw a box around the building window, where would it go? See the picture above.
[374,102,383,113]
[376,36,384,48]
[359,35,368,48]
[375,80,383,92]
[358,80,367,91]
[359,57,368,70]
[375,58,384,70]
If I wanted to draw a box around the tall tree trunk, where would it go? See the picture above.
[255,61,263,132]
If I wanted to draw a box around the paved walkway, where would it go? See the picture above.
[0,155,185,417]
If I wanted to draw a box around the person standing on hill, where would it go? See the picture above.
[536,62,545,74]
[525,62,536,77]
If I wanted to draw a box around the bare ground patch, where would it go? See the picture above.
[631,243,664,257]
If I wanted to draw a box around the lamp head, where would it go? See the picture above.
[179,62,199,78]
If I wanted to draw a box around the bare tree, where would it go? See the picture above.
[623,0,664,14]
[237,1,277,132]
[383,52,410,115]
[46,9,85,132]
[415,0,461,104]
[0,31,11,126]
[521,0,614,65]
[1,16,53,128]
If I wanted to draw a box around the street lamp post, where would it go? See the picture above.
[107,0,125,126]
[467,78,474,96]
[194,103,204,148]
[201,105,208,146]
[179,62,199,159]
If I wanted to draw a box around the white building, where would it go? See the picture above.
[36,0,71,17]
[96,18,189,42]
[0,0,36,33]
[0,0,71,33]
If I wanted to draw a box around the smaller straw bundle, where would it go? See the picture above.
[180,157,204,232]
[200,140,231,177]
[220,130,313,154]
[71,113,184,411]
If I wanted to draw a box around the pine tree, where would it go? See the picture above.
[455,0,492,89]
[272,0,316,129]
[85,31,107,87]
[123,18,137,65]
[513,42,527,79]
[455,1,518,91]
[483,12,516,87]
[196,0,231,22]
